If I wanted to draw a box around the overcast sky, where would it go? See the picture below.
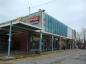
[0,0,86,32]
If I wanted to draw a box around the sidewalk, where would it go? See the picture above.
[0,49,80,64]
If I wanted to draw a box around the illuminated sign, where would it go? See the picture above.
[30,16,40,24]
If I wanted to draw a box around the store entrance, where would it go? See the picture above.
[12,31,30,52]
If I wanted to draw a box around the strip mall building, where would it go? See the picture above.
[0,9,77,55]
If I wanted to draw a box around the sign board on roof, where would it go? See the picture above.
[30,16,40,24]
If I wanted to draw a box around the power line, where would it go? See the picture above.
[31,0,57,8]
[27,0,57,14]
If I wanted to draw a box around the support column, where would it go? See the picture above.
[59,37,62,50]
[39,30,42,52]
[64,38,67,50]
[51,35,54,51]
[27,32,29,53]
[26,39,29,53]
[27,32,32,53]
[69,39,72,49]
[8,21,12,56]
[71,40,73,49]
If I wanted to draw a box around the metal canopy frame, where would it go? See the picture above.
[0,21,41,56]
[0,22,41,34]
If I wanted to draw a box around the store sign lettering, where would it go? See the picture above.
[30,16,40,24]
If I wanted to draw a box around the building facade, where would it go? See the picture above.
[0,9,77,56]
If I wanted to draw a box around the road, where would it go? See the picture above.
[53,49,86,64]
[1,49,86,64]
